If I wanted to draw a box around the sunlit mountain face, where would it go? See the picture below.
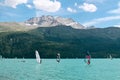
[25,15,85,29]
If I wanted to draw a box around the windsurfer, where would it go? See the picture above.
[85,52,91,65]
[56,53,60,63]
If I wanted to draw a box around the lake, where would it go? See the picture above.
[0,59,120,80]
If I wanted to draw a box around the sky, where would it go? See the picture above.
[0,0,120,28]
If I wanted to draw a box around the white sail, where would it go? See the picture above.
[110,55,112,60]
[35,50,41,63]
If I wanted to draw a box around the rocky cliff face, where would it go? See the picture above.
[25,15,85,29]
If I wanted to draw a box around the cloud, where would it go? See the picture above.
[83,15,120,26]
[1,0,28,8]
[26,4,32,9]
[67,7,76,13]
[114,24,120,27]
[108,1,120,14]
[33,0,61,12]
[79,3,97,12]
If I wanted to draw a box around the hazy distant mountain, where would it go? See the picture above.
[25,15,85,29]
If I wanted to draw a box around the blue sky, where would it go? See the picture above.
[0,0,120,28]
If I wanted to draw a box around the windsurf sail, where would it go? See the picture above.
[35,50,41,64]
[56,53,60,63]
[110,54,112,60]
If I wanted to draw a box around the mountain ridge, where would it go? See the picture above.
[0,25,120,58]
[25,15,85,29]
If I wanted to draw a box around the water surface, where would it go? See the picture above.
[0,59,120,80]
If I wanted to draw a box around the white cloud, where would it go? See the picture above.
[79,3,97,12]
[114,24,120,27]
[108,1,120,14]
[33,0,61,12]
[2,0,28,8]
[83,15,120,26]
[26,4,32,9]
[67,7,76,13]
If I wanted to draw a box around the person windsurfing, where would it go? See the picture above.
[56,53,60,63]
[85,51,91,65]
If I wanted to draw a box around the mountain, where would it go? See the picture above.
[25,15,85,29]
[28,26,120,43]
[0,15,88,32]
[1,16,120,58]
[0,25,120,58]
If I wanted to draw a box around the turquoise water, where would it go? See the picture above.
[0,59,120,80]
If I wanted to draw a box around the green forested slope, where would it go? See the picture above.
[0,25,120,58]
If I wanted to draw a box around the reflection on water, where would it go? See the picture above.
[0,59,120,80]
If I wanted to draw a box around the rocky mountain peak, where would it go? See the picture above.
[25,15,85,29]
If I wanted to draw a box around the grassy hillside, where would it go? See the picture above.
[0,22,36,32]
